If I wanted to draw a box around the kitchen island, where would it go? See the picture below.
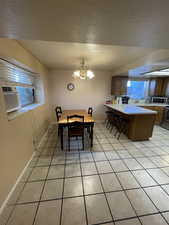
[104,104,157,141]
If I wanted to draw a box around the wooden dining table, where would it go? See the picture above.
[58,110,95,150]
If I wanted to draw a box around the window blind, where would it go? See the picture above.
[0,59,37,87]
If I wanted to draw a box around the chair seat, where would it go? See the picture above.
[69,128,84,137]
[67,114,85,150]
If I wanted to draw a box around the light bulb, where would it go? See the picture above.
[87,70,95,79]
[73,70,80,78]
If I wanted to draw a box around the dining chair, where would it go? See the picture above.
[67,114,85,151]
[86,107,93,135]
[55,106,62,121]
[55,106,62,136]
[88,107,93,116]
[55,106,62,120]
[105,111,129,140]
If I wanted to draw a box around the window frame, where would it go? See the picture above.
[16,86,35,107]
[127,79,148,100]
[0,58,45,119]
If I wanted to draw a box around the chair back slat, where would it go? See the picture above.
[67,115,85,151]
[55,106,62,121]
[55,106,62,113]
[67,115,85,131]
[88,107,93,116]
[67,114,84,123]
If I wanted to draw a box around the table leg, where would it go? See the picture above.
[90,123,94,147]
[60,126,63,150]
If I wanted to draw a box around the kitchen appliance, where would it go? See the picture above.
[105,96,113,104]
[2,86,20,112]
[116,96,122,104]
[161,106,169,130]
[121,96,130,104]
[151,96,168,104]
[115,96,130,104]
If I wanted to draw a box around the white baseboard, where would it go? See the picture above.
[36,126,50,149]
[0,124,51,216]
[0,151,35,216]
[95,119,105,123]
[50,122,57,125]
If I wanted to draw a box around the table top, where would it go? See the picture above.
[58,109,95,124]
[62,109,86,115]
[104,104,157,115]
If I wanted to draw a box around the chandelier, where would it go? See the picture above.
[72,59,95,80]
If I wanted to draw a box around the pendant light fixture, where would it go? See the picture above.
[72,58,95,80]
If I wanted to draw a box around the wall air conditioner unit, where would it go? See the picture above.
[2,86,20,113]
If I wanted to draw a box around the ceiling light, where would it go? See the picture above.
[73,59,95,80]
[143,68,169,77]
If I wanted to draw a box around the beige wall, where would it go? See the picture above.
[0,38,51,207]
[112,49,169,75]
[48,70,112,120]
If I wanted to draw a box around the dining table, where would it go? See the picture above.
[58,109,95,150]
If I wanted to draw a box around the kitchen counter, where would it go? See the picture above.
[104,104,157,115]
[134,103,168,107]
[104,104,157,141]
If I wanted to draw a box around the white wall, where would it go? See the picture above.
[0,38,51,207]
[48,70,112,120]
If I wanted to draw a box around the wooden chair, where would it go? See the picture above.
[55,106,62,121]
[86,107,93,135]
[88,107,93,116]
[115,116,129,139]
[55,106,62,136]
[67,115,85,151]
[106,111,129,140]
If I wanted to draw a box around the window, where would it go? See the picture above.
[0,59,43,114]
[16,86,34,107]
[127,80,147,99]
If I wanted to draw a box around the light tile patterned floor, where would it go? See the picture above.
[2,123,169,224]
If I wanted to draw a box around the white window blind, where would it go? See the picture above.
[0,59,37,87]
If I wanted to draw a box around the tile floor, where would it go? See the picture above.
[2,123,169,224]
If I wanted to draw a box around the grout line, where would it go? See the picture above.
[32,144,55,225]
[141,186,169,225]
[0,151,36,216]
[3,152,37,225]
[79,150,89,225]
[103,151,144,225]
[59,149,67,225]
[7,184,168,206]
[3,123,169,225]
[115,136,169,225]
[91,151,115,224]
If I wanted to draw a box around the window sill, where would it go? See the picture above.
[7,103,43,121]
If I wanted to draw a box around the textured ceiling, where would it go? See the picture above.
[1,0,169,48]
[19,40,155,70]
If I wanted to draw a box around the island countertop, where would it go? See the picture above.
[104,104,157,115]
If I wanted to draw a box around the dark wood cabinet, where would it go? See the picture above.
[148,77,169,97]
[140,106,165,125]
[161,78,169,96]
[148,79,156,96]
[148,78,164,96]
[111,76,128,95]
[111,76,169,97]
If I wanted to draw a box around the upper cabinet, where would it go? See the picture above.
[148,79,156,96]
[111,76,128,95]
[162,78,169,96]
[148,78,164,96]
[148,77,169,97]
[111,76,169,97]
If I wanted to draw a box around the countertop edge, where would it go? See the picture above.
[104,104,158,115]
